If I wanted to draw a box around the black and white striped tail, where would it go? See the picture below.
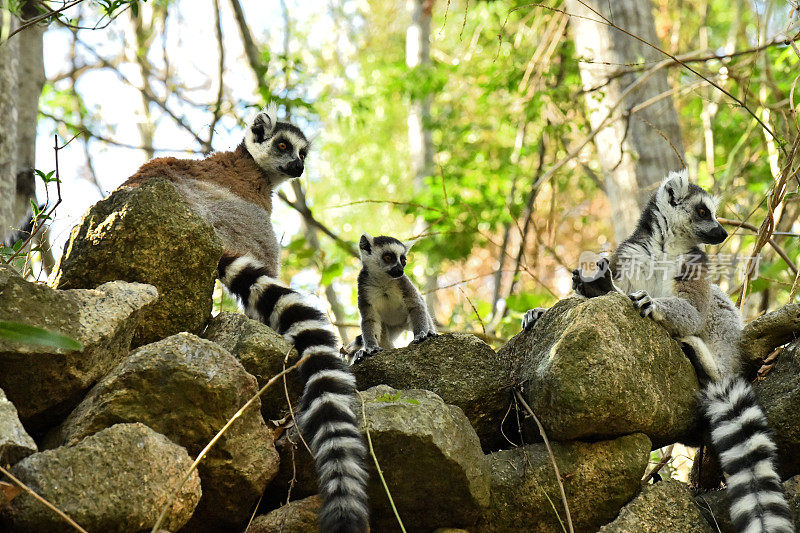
[219,253,369,533]
[702,376,794,533]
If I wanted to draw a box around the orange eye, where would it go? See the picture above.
[278,142,287,151]
[299,152,306,160]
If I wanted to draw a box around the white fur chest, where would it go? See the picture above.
[616,247,681,298]
[365,282,408,326]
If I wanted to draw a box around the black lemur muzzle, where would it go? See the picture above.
[700,223,728,245]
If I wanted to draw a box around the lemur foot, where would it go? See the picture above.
[411,330,439,344]
[628,290,658,320]
[351,346,382,365]
[572,257,614,298]
[522,308,547,330]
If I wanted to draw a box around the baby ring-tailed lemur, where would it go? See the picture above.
[523,170,793,533]
[344,234,437,364]
[124,105,368,533]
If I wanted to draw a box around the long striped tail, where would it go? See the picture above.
[702,376,794,533]
[219,253,369,533]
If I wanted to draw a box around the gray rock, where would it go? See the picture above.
[265,386,491,531]
[0,388,36,465]
[484,433,651,532]
[755,338,800,478]
[203,312,301,422]
[695,475,800,532]
[50,178,223,347]
[353,333,512,450]
[0,265,157,431]
[48,333,278,532]
[360,385,491,531]
[504,293,700,446]
[246,495,321,533]
[601,479,713,532]
[1,423,200,533]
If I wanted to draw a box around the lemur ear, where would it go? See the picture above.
[251,103,278,144]
[658,168,690,207]
[359,234,373,254]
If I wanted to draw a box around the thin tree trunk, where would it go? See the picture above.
[0,8,19,238]
[565,0,685,241]
[406,0,438,319]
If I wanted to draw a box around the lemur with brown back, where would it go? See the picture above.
[124,105,369,533]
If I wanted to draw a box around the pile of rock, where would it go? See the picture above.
[1,181,798,532]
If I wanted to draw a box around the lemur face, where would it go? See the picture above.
[359,234,408,278]
[244,105,310,185]
[656,170,727,245]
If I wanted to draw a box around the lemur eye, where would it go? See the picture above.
[400,255,406,266]
[299,151,306,161]
[696,206,709,218]
[278,142,288,151]
[383,253,393,263]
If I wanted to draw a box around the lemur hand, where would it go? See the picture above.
[522,308,547,330]
[572,257,614,298]
[628,290,663,321]
[351,346,382,365]
[411,330,438,344]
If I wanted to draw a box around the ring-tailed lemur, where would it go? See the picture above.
[124,105,368,533]
[524,170,793,533]
[344,234,437,364]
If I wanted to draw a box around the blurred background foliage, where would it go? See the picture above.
[2,0,799,345]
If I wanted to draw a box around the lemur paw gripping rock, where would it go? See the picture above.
[48,333,278,532]
[50,178,223,347]
[0,264,157,432]
[483,433,651,532]
[502,293,701,446]
[1,423,201,533]
[352,332,513,450]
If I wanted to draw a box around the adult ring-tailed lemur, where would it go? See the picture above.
[523,170,793,533]
[124,105,368,533]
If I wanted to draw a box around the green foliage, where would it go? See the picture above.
[0,320,83,351]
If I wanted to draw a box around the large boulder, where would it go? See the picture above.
[0,265,157,432]
[47,333,278,532]
[503,293,700,446]
[50,178,223,347]
[353,333,513,450]
[203,312,301,422]
[484,433,651,532]
[361,385,491,531]
[246,495,321,533]
[265,386,491,531]
[1,423,201,532]
[0,388,36,465]
[601,480,713,532]
[755,338,800,478]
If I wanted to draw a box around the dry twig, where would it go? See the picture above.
[514,389,574,533]
[0,464,88,533]
[150,349,308,532]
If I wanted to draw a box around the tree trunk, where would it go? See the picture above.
[406,0,438,319]
[14,2,45,225]
[0,8,19,238]
[565,0,685,241]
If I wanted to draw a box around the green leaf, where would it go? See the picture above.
[0,321,83,351]
[320,262,344,285]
